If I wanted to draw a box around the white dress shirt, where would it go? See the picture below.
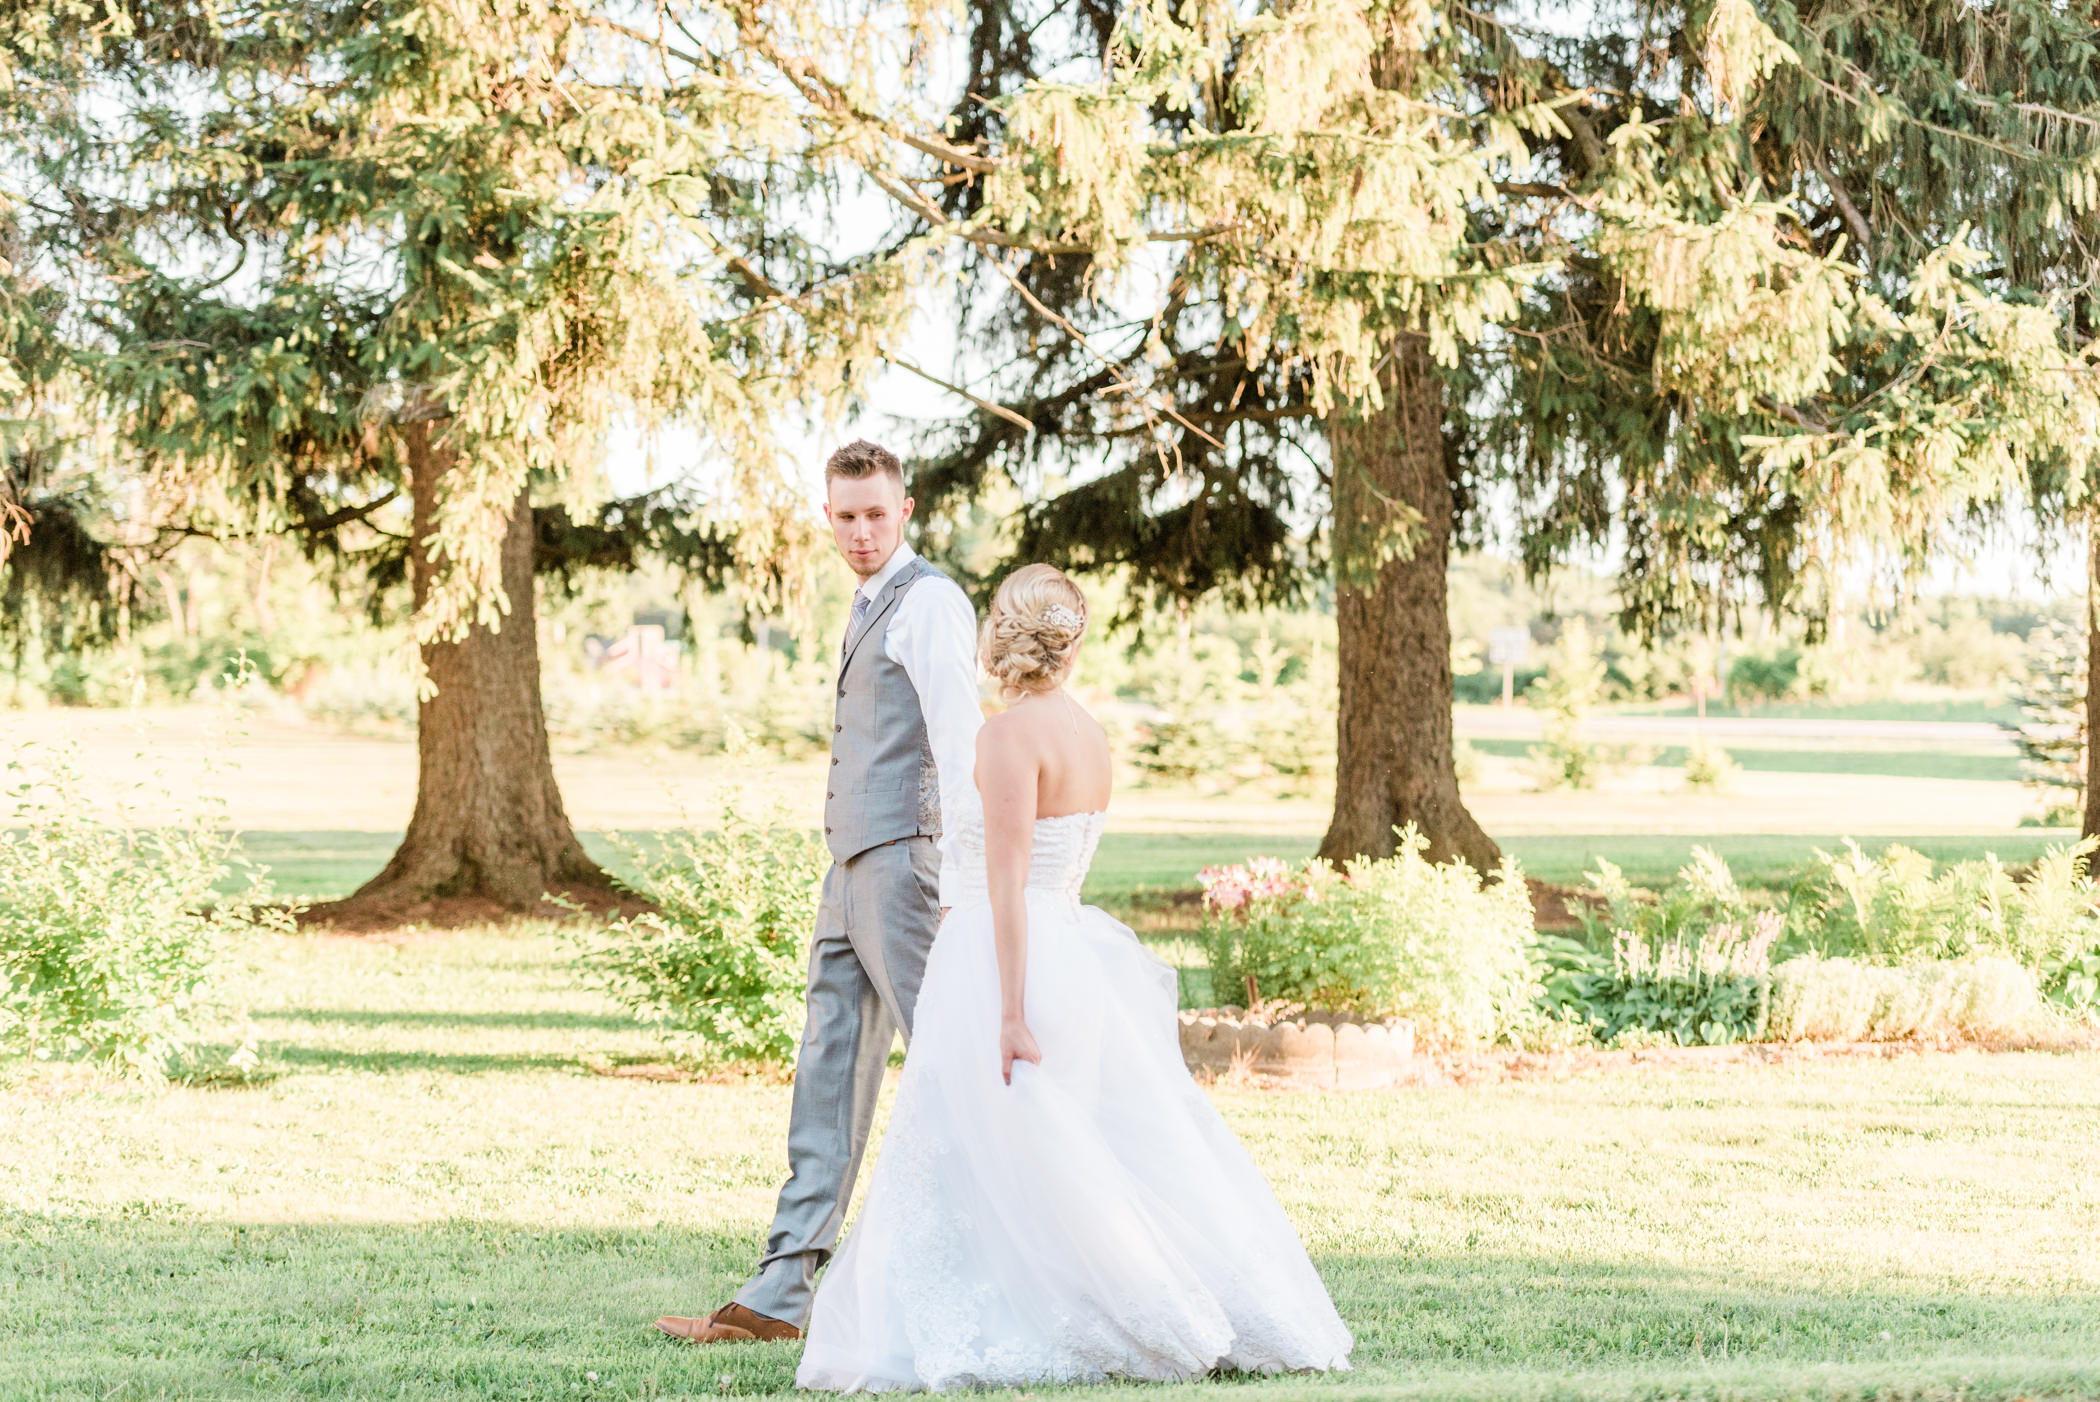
[846,540,984,906]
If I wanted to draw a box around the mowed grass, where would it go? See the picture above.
[1617,698,2023,727]
[4,929,2099,1401]
[233,830,2083,906]
[1466,740,2022,784]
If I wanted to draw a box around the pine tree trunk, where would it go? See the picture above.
[2083,522,2100,840]
[331,419,606,919]
[1317,335,1502,871]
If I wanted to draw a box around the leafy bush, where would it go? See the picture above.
[578,801,827,1066]
[1527,619,1606,789]
[1726,646,1803,703]
[1767,955,2040,1042]
[1452,739,1483,789]
[1547,851,1780,1045]
[1543,840,2099,1043]
[0,747,287,1080]
[1800,838,2100,974]
[1575,848,1770,947]
[1680,737,1737,791]
[1201,827,1537,1045]
[1585,915,1779,1046]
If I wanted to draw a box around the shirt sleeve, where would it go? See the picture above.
[885,575,985,906]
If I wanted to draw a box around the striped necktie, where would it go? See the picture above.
[841,592,872,660]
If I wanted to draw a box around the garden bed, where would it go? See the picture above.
[1180,1011,2100,1091]
[1179,1007,1415,1090]
[1181,1015,2099,1092]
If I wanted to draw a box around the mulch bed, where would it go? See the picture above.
[296,881,655,934]
[1527,877,1601,931]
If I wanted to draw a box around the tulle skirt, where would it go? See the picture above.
[795,890,1354,1392]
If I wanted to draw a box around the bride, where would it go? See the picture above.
[795,564,1353,1393]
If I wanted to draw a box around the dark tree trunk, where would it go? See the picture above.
[332,420,606,918]
[1317,335,1501,872]
[2083,523,2100,841]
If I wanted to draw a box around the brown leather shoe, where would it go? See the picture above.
[655,1302,803,1344]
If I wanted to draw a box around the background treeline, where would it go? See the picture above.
[9,527,2069,728]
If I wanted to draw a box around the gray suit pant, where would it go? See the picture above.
[734,835,939,1328]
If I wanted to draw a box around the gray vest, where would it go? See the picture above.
[823,555,947,863]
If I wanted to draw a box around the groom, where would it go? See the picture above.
[657,440,983,1344]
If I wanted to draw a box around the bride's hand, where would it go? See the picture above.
[999,1016,1042,1085]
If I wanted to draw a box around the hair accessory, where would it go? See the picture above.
[1041,603,1085,630]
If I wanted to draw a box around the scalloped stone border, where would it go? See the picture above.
[1179,1009,1415,1090]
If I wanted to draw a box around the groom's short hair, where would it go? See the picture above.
[826,439,905,488]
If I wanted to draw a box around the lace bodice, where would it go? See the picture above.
[948,795,1106,905]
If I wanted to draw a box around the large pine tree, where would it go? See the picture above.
[0,0,977,915]
[902,0,2100,865]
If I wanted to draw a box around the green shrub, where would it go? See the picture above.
[1452,738,1483,789]
[1767,955,2040,1041]
[1575,847,1771,947]
[1547,841,2098,1043]
[1545,849,1781,1045]
[1581,915,1778,1046]
[0,747,286,1080]
[578,801,826,1066]
[1527,619,1607,790]
[1802,838,2100,975]
[1726,646,1803,703]
[1200,827,1537,1045]
[1680,737,1738,791]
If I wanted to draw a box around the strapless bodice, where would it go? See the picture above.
[947,796,1105,906]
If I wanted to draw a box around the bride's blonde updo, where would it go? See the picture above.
[980,564,1088,698]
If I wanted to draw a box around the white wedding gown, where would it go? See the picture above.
[795,795,1354,1392]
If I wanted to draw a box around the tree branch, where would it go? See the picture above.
[887,357,1037,431]
[1814,159,1871,256]
[984,257,1225,451]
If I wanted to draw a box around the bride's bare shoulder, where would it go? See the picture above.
[978,704,1040,747]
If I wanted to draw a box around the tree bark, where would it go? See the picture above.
[1318,335,1502,872]
[340,420,606,915]
[2083,521,2100,840]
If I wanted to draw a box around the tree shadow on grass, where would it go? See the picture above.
[262,1044,595,1076]
[3,1221,2095,1402]
[253,1008,639,1034]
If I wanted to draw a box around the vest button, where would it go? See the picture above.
[831,758,839,765]
[826,791,834,799]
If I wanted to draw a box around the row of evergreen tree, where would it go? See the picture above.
[4,0,2099,918]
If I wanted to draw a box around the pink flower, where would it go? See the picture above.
[1198,864,1251,912]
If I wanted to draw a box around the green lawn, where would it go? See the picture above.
[232,830,2079,908]
[3,928,2096,1401]
[1466,739,2022,783]
[1613,697,2023,726]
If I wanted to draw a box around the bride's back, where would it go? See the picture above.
[972,564,1113,834]
[978,690,1112,820]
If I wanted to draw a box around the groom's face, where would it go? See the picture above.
[825,472,915,580]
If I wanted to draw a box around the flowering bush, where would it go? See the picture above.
[1577,912,1781,1046]
[1540,849,1782,1045]
[1200,828,1537,1045]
